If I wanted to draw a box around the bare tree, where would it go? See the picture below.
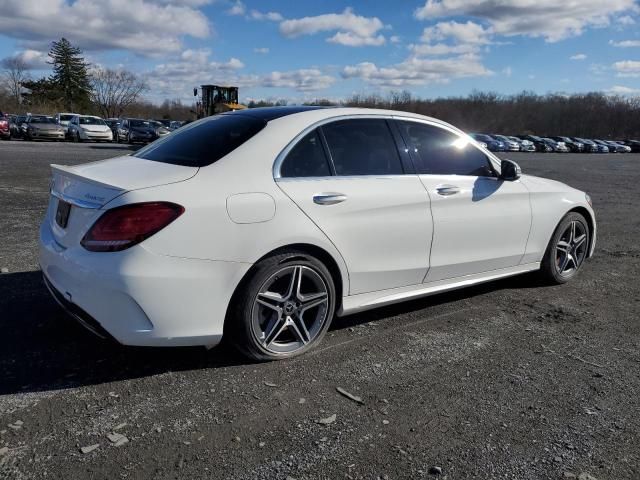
[90,68,148,118]
[1,56,31,105]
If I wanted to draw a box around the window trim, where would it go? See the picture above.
[392,117,502,177]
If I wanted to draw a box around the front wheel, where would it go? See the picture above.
[228,251,336,361]
[540,212,590,284]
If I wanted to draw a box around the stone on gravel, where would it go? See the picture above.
[106,432,128,446]
[80,444,99,454]
[317,414,337,425]
[429,466,442,475]
[1,267,8,274]
[336,387,364,405]
[113,423,127,431]
[264,381,278,387]
[563,473,576,479]
[0,446,8,456]
[578,474,597,480]
[382,420,390,425]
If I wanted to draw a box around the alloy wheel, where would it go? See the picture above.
[555,220,588,276]
[251,265,330,355]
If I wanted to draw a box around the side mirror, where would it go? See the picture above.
[500,159,521,181]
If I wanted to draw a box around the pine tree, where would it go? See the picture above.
[48,38,91,111]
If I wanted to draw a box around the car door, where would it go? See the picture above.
[275,117,433,295]
[395,119,531,283]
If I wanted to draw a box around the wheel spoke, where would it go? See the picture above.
[299,292,328,312]
[288,316,308,345]
[256,292,284,313]
[263,317,287,347]
[573,233,587,250]
[284,266,302,301]
[559,252,570,272]
[556,240,571,253]
[569,221,576,243]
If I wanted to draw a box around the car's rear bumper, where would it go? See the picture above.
[39,220,251,347]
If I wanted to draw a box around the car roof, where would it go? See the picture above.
[230,106,327,121]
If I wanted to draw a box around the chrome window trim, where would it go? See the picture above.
[273,113,501,180]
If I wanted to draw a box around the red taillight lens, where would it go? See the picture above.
[0,120,7,128]
[81,202,184,252]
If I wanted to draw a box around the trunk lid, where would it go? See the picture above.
[47,155,197,248]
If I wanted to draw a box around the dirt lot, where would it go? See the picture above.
[0,141,639,480]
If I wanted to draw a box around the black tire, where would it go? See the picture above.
[540,212,590,284]
[228,250,336,361]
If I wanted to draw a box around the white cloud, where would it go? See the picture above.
[249,10,283,22]
[617,15,636,25]
[146,49,335,101]
[410,42,479,56]
[260,69,336,91]
[414,0,637,42]
[570,54,587,60]
[607,85,640,95]
[279,8,386,47]
[502,66,512,77]
[227,0,245,16]
[3,49,49,70]
[613,60,640,77]
[253,47,269,54]
[421,20,492,44]
[0,0,210,56]
[610,39,640,47]
[390,35,401,44]
[342,54,492,87]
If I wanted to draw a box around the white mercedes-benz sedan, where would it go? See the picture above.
[40,107,596,360]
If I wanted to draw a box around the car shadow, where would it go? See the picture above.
[87,144,142,152]
[0,269,550,395]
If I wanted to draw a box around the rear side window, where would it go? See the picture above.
[322,119,403,176]
[134,115,266,167]
[398,121,494,177]
[280,130,331,178]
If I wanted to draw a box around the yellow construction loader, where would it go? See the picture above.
[195,85,246,118]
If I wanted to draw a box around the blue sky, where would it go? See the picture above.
[1,0,639,104]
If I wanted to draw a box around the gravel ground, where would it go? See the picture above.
[0,140,639,480]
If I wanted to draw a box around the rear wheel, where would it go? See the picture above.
[541,212,590,284]
[228,251,336,361]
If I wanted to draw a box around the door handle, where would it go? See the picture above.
[436,185,461,196]
[313,193,347,205]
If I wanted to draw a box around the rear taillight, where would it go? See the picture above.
[81,202,184,252]
[0,120,7,128]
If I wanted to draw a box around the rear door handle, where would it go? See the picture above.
[436,185,460,196]
[313,193,347,205]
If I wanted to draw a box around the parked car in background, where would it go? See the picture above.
[601,140,631,153]
[105,119,120,140]
[154,119,173,129]
[55,112,80,135]
[542,138,569,153]
[23,115,65,141]
[116,118,158,144]
[551,136,584,153]
[572,138,600,153]
[67,115,113,142]
[593,139,616,153]
[169,121,184,130]
[11,115,27,138]
[149,120,172,138]
[470,133,505,152]
[520,135,553,152]
[0,113,10,140]
[621,139,640,152]
[508,136,536,152]
[491,134,520,151]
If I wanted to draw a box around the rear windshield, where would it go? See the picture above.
[134,114,266,167]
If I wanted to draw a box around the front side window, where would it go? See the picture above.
[322,119,403,176]
[280,130,331,178]
[398,121,495,177]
